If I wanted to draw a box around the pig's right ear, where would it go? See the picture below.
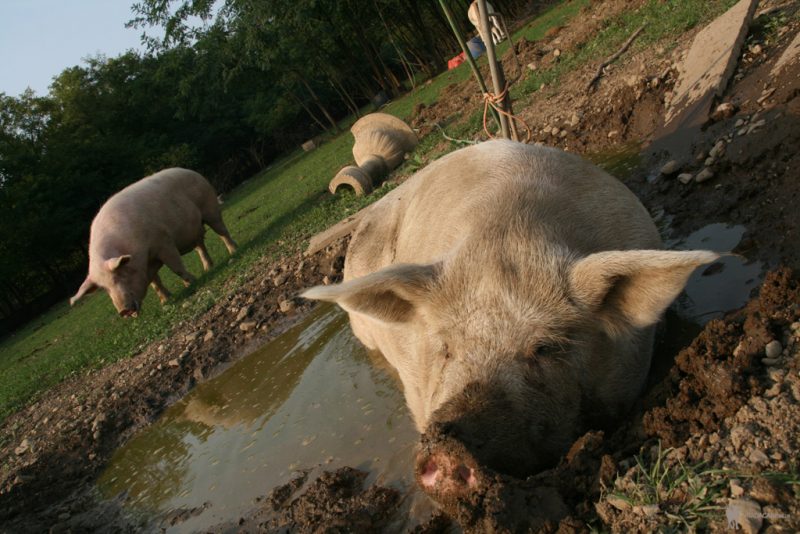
[569,249,719,333]
[70,277,99,306]
[301,263,438,323]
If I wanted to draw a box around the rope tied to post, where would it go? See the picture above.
[482,83,532,143]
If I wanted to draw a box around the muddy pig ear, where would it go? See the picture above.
[301,263,439,323]
[569,250,719,331]
[70,277,99,305]
[104,255,132,272]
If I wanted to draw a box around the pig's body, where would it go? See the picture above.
[303,141,715,498]
[71,168,237,316]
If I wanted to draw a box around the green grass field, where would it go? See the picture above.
[0,0,740,423]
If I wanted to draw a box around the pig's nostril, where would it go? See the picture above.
[456,464,477,487]
[419,458,439,488]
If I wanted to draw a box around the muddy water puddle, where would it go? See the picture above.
[96,304,426,532]
[670,223,763,322]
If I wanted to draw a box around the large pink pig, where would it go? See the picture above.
[70,168,237,317]
[302,140,717,504]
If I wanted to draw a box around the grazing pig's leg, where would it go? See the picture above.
[151,273,171,304]
[159,245,196,287]
[206,218,238,255]
[195,241,213,271]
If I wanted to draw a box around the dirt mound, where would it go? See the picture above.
[220,468,401,533]
[644,268,799,446]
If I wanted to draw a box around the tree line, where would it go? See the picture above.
[0,0,543,334]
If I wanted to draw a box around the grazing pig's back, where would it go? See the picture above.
[92,168,214,243]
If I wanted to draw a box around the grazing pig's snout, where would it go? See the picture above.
[119,300,140,318]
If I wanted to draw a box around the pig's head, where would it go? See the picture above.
[303,247,717,502]
[70,254,149,317]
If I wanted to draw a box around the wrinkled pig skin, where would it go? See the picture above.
[70,168,237,316]
[303,140,716,502]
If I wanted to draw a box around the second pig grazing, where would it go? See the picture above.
[71,168,237,317]
[303,140,718,505]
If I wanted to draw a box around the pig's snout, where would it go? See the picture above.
[415,428,483,503]
[119,300,140,318]
[416,449,478,493]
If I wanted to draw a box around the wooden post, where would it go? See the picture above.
[476,0,518,140]
[438,0,501,127]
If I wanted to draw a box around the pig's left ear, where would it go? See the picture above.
[301,263,439,323]
[569,250,719,331]
[105,255,132,271]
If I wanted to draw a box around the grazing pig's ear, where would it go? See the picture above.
[301,263,438,323]
[105,255,132,272]
[70,277,99,305]
[569,250,719,331]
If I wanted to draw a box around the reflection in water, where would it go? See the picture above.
[96,305,421,532]
[669,223,763,321]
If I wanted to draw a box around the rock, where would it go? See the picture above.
[711,102,736,120]
[235,306,251,322]
[704,157,716,167]
[695,168,715,183]
[193,368,204,381]
[607,130,619,139]
[765,340,782,358]
[273,272,290,286]
[570,113,581,126]
[185,332,199,343]
[322,275,331,285]
[553,49,561,57]
[606,495,632,511]
[203,330,214,342]
[279,300,296,314]
[168,359,180,368]
[709,139,727,159]
[747,119,766,134]
[660,160,680,175]
[678,173,694,184]
[551,126,560,136]
[730,479,745,497]
[527,62,537,71]
[735,118,745,127]
[15,439,30,456]
[730,426,749,450]
[749,448,769,465]
[559,130,568,138]
[239,321,257,332]
[726,498,763,534]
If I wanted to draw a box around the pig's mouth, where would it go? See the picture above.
[119,301,140,318]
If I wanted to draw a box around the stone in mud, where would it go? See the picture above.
[279,299,296,314]
[678,173,694,184]
[711,102,736,121]
[765,340,782,358]
[695,168,715,183]
[660,160,680,175]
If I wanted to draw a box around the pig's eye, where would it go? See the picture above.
[524,342,560,359]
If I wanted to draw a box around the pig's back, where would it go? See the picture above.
[91,168,215,248]
[346,140,660,278]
